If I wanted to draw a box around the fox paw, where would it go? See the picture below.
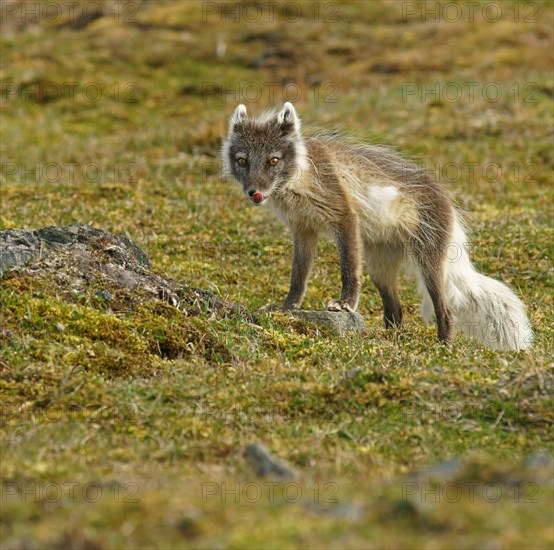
[327,300,355,313]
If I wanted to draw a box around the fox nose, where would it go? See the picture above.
[248,189,256,197]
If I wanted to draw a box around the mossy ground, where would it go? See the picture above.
[1,1,553,548]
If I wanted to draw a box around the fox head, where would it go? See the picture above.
[221,102,308,205]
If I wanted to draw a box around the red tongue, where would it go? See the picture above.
[252,191,264,203]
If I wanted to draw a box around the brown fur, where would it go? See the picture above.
[270,139,363,311]
[223,104,456,344]
[269,137,454,343]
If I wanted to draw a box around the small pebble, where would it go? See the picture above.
[245,443,297,481]
[96,290,113,301]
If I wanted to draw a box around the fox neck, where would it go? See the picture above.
[292,137,310,174]
[270,158,313,202]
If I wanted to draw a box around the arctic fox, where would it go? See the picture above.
[221,102,533,350]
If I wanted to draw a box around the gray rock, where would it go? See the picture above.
[524,452,553,470]
[0,223,252,321]
[344,367,363,380]
[95,290,114,301]
[406,459,463,482]
[0,223,149,277]
[245,443,297,481]
[305,502,364,521]
[289,310,365,334]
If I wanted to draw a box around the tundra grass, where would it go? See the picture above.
[1,1,553,548]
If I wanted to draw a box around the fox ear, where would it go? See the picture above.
[277,102,301,134]
[229,104,247,130]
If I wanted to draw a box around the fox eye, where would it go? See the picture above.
[268,157,280,166]
[237,158,247,167]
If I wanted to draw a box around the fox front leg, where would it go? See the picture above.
[282,228,319,310]
[327,218,362,312]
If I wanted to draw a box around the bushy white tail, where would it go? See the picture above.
[419,217,534,351]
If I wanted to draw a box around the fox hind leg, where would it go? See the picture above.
[416,256,453,345]
[365,243,404,328]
